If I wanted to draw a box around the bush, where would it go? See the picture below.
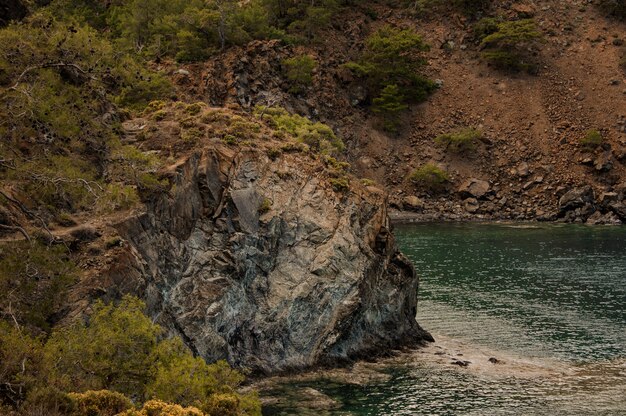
[372,84,408,133]
[0,241,76,332]
[344,25,435,125]
[329,177,350,192]
[345,25,434,102]
[120,399,204,416]
[580,129,603,147]
[258,198,272,214]
[68,390,132,416]
[0,322,46,408]
[479,19,543,72]
[255,106,344,153]
[410,164,449,191]
[434,128,481,152]
[42,296,260,413]
[282,55,316,93]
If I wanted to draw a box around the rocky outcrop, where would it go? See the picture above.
[114,145,431,374]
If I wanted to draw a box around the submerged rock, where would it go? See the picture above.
[114,146,432,374]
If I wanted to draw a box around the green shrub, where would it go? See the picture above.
[410,164,449,190]
[434,128,482,152]
[282,55,316,93]
[372,84,408,133]
[255,106,344,153]
[473,17,500,39]
[0,322,47,408]
[266,147,282,160]
[479,19,543,72]
[258,198,272,214]
[119,399,204,416]
[345,25,435,102]
[330,177,350,192]
[0,241,76,332]
[580,129,603,147]
[68,390,133,416]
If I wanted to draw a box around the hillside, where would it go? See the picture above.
[173,0,626,223]
[0,0,625,415]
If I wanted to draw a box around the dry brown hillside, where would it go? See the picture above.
[170,0,626,223]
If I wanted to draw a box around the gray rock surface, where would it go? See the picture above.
[115,146,432,374]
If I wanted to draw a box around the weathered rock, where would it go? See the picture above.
[516,162,530,177]
[594,151,613,172]
[608,201,626,221]
[586,211,622,225]
[402,196,424,212]
[598,192,619,206]
[458,178,490,199]
[114,147,431,374]
[558,186,595,212]
[463,198,479,213]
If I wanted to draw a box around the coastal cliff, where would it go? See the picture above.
[104,110,432,374]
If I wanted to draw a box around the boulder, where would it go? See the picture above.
[594,151,613,172]
[463,198,479,213]
[111,146,432,374]
[558,186,595,212]
[516,162,530,177]
[402,196,424,212]
[585,211,622,225]
[458,178,490,199]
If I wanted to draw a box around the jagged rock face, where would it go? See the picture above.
[116,146,430,373]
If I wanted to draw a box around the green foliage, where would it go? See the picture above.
[0,12,170,222]
[345,25,435,124]
[372,84,408,133]
[473,17,500,40]
[258,198,272,214]
[41,296,259,413]
[329,177,350,192]
[434,128,482,152]
[119,399,204,416]
[452,0,492,15]
[0,322,47,407]
[0,242,76,332]
[410,164,449,191]
[479,19,543,72]
[0,296,260,413]
[255,106,344,153]
[67,390,133,416]
[580,129,603,148]
[282,55,316,93]
[44,296,162,396]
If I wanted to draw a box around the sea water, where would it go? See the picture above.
[262,223,626,415]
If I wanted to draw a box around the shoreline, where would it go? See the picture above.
[388,209,625,225]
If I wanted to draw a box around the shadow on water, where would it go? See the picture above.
[260,224,626,415]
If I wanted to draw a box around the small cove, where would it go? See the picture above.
[261,223,626,415]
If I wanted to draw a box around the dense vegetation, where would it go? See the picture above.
[0,296,260,415]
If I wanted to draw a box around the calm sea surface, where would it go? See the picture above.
[262,223,626,415]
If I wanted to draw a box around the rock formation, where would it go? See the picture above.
[114,145,432,374]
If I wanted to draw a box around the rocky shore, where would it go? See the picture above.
[390,180,626,225]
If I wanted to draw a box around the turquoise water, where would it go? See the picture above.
[262,224,626,415]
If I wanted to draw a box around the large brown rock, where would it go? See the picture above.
[458,178,490,199]
[113,146,431,374]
